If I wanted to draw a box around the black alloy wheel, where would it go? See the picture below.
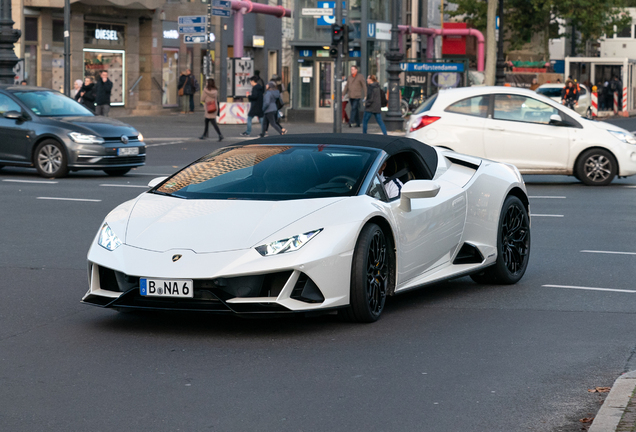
[103,168,132,176]
[34,139,68,178]
[471,196,530,285]
[341,223,392,323]
[576,148,617,186]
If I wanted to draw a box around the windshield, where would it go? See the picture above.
[152,144,378,201]
[536,87,563,98]
[13,91,93,117]
[413,94,438,115]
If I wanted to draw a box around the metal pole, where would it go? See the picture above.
[206,0,211,77]
[0,0,21,84]
[495,0,505,85]
[384,0,404,131]
[233,8,244,58]
[333,1,342,133]
[63,0,71,95]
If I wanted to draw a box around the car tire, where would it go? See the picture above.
[340,223,392,323]
[576,148,617,186]
[585,107,593,119]
[103,168,132,176]
[400,99,409,117]
[34,140,68,178]
[470,196,530,285]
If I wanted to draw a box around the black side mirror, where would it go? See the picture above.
[3,110,23,120]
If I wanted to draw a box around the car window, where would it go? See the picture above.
[536,87,563,98]
[0,94,22,115]
[579,86,587,95]
[445,95,489,118]
[366,175,388,201]
[412,94,438,115]
[493,94,558,125]
[12,91,93,117]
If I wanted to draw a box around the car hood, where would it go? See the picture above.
[590,119,632,134]
[123,193,345,253]
[40,116,139,137]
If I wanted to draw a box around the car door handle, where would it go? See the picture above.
[487,126,505,131]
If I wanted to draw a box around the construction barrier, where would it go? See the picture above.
[218,102,249,124]
[623,86,628,113]
[613,92,618,114]
[591,91,598,117]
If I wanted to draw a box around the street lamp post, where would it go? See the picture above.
[495,0,505,85]
[384,1,404,132]
[63,0,71,95]
[0,0,21,84]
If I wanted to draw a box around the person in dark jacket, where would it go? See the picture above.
[241,76,264,136]
[74,76,96,112]
[178,69,196,113]
[94,70,113,116]
[561,79,579,110]
[362,75,387,135]
[258,82,285,137]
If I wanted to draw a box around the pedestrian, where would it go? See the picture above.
[241,76,264,137]
[75,76,96,112]
[71,79,83,99]
[178,68,196,114]
[94,70,113,116]
[561,79,579,110]
[597,81,606,111]
[259,81,285,137]
[270,74,287,134]
[610,76,623,110]
[199,78,223,141]
[343,65,366,127]
[362,75,387,135]
[20,80,27,85]
[529,77,539,91]
[341,75,350,123]
[253,70,265,88]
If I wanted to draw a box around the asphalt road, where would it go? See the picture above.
[1,119,636,431]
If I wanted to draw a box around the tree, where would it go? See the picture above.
[484,0,497,85]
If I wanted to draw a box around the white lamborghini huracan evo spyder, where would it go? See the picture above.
[83,134,531,322]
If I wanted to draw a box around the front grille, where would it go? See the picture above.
[99,155,146,165]
[103,136,140,142]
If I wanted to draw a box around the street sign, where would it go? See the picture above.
[178,25,206,34]
[178,16,206,25]
[399,62,465,72]
[212,9,231,18]
[301,8,333,16]
[212,0,231,9]
[184,35,206,43]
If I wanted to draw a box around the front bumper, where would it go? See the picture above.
[67,139,146,169]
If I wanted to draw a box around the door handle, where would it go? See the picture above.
[487,126,505,131]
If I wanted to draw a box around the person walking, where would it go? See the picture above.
[71,79,83,99]
[561,79,579,110]
[362,75,387,135]
[178,69,196,114]
[199,78,223,141]
[241,76,264,137]
[259,81,285,137]
[75,76,96,112]
[343,65,366,127]
[341,75,350,124]
[94,70,113,116]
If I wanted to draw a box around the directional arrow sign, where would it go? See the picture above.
[302,7,334,16]
[184,35,206,44]
[178,25,206,34]
[212,9,231,18]
[212,0,231,9]
[178,16,206,25]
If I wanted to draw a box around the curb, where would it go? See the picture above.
[589,370,636,431]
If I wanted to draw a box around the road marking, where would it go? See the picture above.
[146,141,187,147]
[581,250,636,256]
[529,196,566,199]
[543,284,636,294]
[3,179,58,184]
[37,197,102,202]
[100,184,148,188]
[529,214,564,217]
[128,172,173,176]
[626,186,636,188]
[143,137,192,142]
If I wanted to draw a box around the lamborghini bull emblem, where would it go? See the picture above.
[172,254,182,262]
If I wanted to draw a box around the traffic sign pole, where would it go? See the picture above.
[333,1,343,134]
[206,0,211,77]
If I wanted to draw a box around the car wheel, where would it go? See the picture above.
[586,108,593,119]
[576,148,617,186]
[34,140,68,178]
[103,168,132,176]
[470,196,530,285]
[340,223,392,323]
[400,99,409,117]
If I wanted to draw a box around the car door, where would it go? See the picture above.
[442,94,490,156]
[483,94,571,170]
[0,93,32,163]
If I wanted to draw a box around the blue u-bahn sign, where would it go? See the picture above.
[400,62,465,72]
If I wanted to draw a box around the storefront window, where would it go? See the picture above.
[84,23,126,47]
[367,40,388,89]
[318,62,332,107]
[83,49,125,106]
[368,0,389,21]
[163,49,179,107]
[299,60,314,108]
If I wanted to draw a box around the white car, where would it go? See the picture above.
[82,134,531,323]
[406,86,636,186]
[536,83,592,118]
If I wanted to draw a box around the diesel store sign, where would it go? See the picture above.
[95,29,118,41]
[84,23,125,46]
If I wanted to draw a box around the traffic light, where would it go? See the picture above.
[331,24,343,45]
[343,25,355,56]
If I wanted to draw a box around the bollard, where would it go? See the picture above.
[591,91,598,117]
[613,92,618,114]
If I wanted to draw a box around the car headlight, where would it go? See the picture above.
[608,130,636,145]
[255,229,322,256]
[69,132,105,144]
[137,132,144,142]
[98,223,122,251]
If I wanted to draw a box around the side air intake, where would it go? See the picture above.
[453,243,484,265]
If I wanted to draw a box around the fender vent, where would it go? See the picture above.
[291,273,325,303]
[453,243,484,265]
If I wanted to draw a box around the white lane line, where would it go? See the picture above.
[529,196,566,199]
[581,250,636,256]
[543,284,636,294]
[143,137,192,142]
[626,186,636,188]
[100,184,148,188]
[3,179,58,184]
[128,172,173,176]
[146,141,187,147]
[37,197,102,202]
[529,214,564,217]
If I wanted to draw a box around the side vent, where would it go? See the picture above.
[453,243,484,265]
[291,273,325,303]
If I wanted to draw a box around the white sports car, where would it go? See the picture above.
[82,134,531,322]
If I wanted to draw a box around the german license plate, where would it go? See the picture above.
[118,147,139,156]
[140,278,193,298]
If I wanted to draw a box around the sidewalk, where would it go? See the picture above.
[589,371,636,432]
